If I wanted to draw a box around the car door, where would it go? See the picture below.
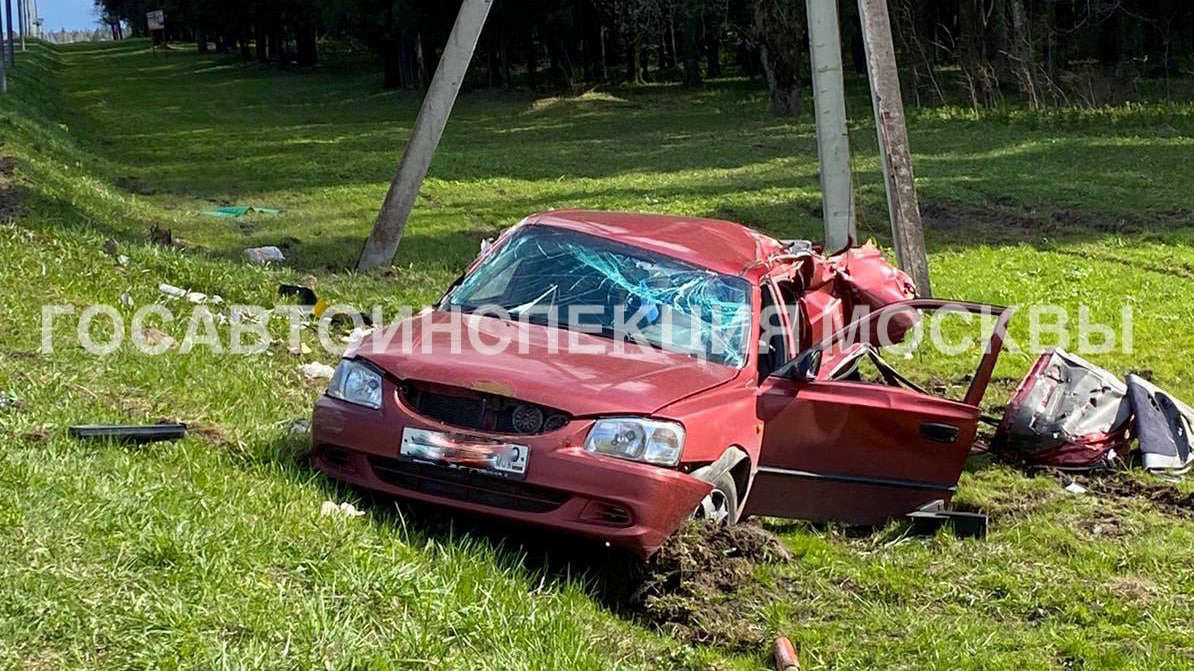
[742,300,1013,524]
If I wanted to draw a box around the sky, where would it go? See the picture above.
[29,0,98,33]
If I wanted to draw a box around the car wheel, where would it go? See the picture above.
[692,470,738,526]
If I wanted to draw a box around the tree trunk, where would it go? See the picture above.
[759,45,800,116]
[255,21,268,63]
[706,17,721,77]
[197,29,209,53]
[296,23,317,67]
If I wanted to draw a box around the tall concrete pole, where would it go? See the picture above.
[17,0,25,50]
[858,0,931,296]
[806,0,855,252]
[4,0,14,66]
[0,4,7,93]
[356,0,494,271]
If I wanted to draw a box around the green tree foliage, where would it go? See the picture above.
[91,0,1194,112]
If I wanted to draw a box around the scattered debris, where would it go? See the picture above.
[158,283,187,299]
[299,362,336,380]
[287,418,311,435]
[1127,374,1194,475]
[1064,482,1089,495]
[202,205,281,218]
[158,283,221,304]
[102,238,119,257]
[68,423,187,444]
[244,246,285,264]
[994,349,1132,469]
[116,254,129,266]
[138,326,176,349]
[289,343,312,356]
[278,283,318,306]
[627,522,790,650]
[0,391,19,411]
[320,500,365,518]
[148,224,174,247]
[773,637,800,671]
[905,499,988,538]
[119,292,134,308]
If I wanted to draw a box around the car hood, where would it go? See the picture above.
[356,311,740,416]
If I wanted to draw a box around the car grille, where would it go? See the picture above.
[399,380,569,435]
[369,456,570,513]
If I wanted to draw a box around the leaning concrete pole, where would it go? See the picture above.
[356,0,494,271]
[858,0,931,296]
[806,0,855,252]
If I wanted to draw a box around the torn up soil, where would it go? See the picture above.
[617,522,791,652]
[1078,475,1194,518]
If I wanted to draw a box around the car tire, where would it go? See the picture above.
[692,470,739,526]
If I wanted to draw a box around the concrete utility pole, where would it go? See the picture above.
[17,0,25,51]
[356,0,495,271]
[858,0,931,296]
[3,0,13,67]
[805,0,855,252]
[0,4,7,93]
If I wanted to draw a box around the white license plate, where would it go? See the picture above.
[399,427,529,478]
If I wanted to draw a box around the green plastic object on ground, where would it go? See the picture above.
[201,206,282,217]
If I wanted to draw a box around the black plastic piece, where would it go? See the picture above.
[278,284,318,306]
[68,423,187,444]
[906,499,988,539]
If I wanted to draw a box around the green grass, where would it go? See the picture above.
[2,39,1194,670]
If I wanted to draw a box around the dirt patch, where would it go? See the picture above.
[621,522,791,651]
[918,200,1190,244]
[0,155,24,221]
[1044,471,1194,518]
[1082,476,1194,518]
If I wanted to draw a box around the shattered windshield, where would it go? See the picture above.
[445,225,753,368]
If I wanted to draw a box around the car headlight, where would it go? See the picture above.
[327,359,383,410]
[583,417,685,466]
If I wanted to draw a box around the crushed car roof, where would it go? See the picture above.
[528,209,788,277]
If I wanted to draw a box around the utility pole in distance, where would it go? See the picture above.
[0,2,7,94]
[3,0,13,67]
[805,0,855,252]
[858,0,931,297]
[16,0,23,51]
[356,0,494,271]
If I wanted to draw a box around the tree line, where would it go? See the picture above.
[93,0,1194,113]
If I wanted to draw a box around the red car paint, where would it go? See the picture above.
[311,211,1011,557]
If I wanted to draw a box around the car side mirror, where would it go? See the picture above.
[789,348,822,381]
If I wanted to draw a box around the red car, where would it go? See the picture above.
[311,210,1012,557]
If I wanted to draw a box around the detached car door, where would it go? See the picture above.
[743,300,1013,524]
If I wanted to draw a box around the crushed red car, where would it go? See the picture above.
[311,210,1012,557]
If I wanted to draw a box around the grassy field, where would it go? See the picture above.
[2,39,1194,670]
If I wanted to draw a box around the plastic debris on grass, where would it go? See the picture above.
[300,362,336,380]
[201,205,282,218]
[321,500,365,518]
[244,246,285,264]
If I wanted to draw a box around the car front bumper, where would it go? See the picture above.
[311,394,711,557]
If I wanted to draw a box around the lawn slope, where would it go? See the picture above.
[1,40,1193,670]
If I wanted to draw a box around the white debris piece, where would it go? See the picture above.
[243,246,286,264]
[1064,482,1089,495]
[119,292,134,308]
[287,418,311,435]
[321,500,365,518]
[299,362,336,380]
[159,283,187,299]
